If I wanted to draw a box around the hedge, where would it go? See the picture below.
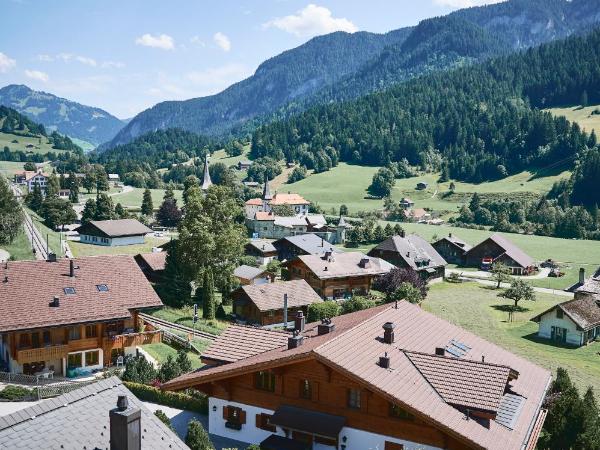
[123,381,208,414]
[307,301,340,323]
[0,385,35,401]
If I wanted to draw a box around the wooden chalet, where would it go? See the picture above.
[234,265,272,286]
[163,302,550,450]
[273,233,340,262]
[0,255,163,377]
[245,239,278,265]
[432,233,472,265]
[464,233,535,275]
[286,251,394,299]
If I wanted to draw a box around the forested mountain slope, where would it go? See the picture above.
[105,0,600,149]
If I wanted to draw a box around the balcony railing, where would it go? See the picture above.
[16,345,69,365]
[102,330,162,350]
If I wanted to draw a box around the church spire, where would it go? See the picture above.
[201,156,212,190]
[262,175,273,201]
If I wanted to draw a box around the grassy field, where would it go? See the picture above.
[26,208,66,257]
[109,187,184,209]
[210,145,250,168]
[0,130,69,156]
[0,230,35,261]
[149,306,229,335]
[140,342,204,370]
[69,236,168,257]
[424,282,600,398]
[0,161,25,178]
[547,104,600,134]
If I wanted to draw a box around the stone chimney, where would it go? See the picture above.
[110,395,141,450]
[318,318,335,335]
[382,322,395,344]
[294,310,305,332]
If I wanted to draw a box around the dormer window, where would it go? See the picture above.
[96,284,109,292]
[63,287,76,295]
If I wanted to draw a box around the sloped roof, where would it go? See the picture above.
[245,198,263,206]
[75,219,152,238]
[234,264,266,280]
[531,294,600,331]
[273,216,308,228]
[164,302,550,450]
[136,251,167,272]
[238,279,322,312]
[246,239,277,254]
[0,377,186,449]
[297,252,395,279]
[0,255,164,332]
[468,233,535,268]
[369,234,447,270]
[255,211,275,221]
[434,233,473,252]
[270,193,310,205]
[202,325,290,363]
[575,271,600,296]
[275,233,340,256]
[201,157,212,190]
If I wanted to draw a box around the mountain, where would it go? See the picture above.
[104,0,600,150]
[0,84,126,147]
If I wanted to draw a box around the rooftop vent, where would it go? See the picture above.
[358,257,371,269]
[435,347,446,356]
[288,330,304,349]
[294,310,306,332]
[383,322,395,344]
[47,252,57,262]
[49,296,60,308]
[318,318,335,335]
[379,352,391,369]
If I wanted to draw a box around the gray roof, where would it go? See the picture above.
[297,252,395,279]
[234,264,266,280]
[76,218,152,238]
[273,216,308,228]
[532,294,600,331]
[370,234,447,270]
[276,233,340,256]
[0,377,187,449]
[239,279,322,312]
[434,233,472,252]
[576,271,600,296]
[246,239,277,254]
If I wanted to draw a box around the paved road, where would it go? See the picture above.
[456,276,574,297]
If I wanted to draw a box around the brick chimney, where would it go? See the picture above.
[294,310,305,332]
[318,318,335,335]
[110,395,141,450]
[382,322,395,344]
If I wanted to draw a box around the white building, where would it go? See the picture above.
[75,219,152,246]
[245,178,310,218]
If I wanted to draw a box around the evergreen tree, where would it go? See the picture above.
[0,177,22,244]
[339,204,348,216]
[158,241,192,306]
[82,171,95,194]
[114,203,128,219]
[81,199,97,223]
[176,349,193,374]
[95,166,109,194]
[28,182,43,212]
[157,354,181,382]
[201,269,216,320]
[164,183,175,201]
[383,223,394,238]
[185,419,214,450]
[141,188,154,216]
[46,173,60,198]
[95,193,114,220]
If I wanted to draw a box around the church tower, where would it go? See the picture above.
[201,156,212,191]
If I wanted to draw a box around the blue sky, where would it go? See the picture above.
[0,0,503,118]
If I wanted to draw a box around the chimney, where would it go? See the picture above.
[358,257,371,269]
[49,296,60,308]
[435,347,445,356]
[69,259,75,277]
[448,232,452,238]
[481,355,485,363]
[321,238,324,247]
[382,322,395,344]
[110,395,141,450]
[288,330,304,349]
[379,352,391,369]
[399,230,405,238]
[47,252,57,262]
[579,268,585,284]
[406,251,410,258]
[294,311,305,332]
[318,318,335,335]
[324,250,332,260]
[283,294,288,326]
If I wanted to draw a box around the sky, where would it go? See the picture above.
[0,0,504,119]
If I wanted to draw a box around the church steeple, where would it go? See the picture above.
[201,156,212,190]
[262,175,273,201]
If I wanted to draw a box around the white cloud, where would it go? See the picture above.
[135,33,175,50]
[0,52,16,73]
[433,0,505,8]
[75,55,97,67]
[190,35,206,47]
[24,69,49,82]
[37,54,54,62]
[263,4,358,38]
[213,32,231,52]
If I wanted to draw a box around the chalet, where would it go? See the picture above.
[245,178,310,218]
[464,233,535,275]
[15,169,49,192]
[108,173,120,184]
[0,255,164,377]
[238,160,253,170]
[232,279,322,326]
[163,302,551,450]
[432,233,472,265]
[399,197,414,209]
[368,233,447,280]
[134,251,167,282]
[416,181,428,190]
[287,251,394,299]
[234,265,272,286]
[245,239,278,265]
[0,376,187,449]
[531,294,600,347]
[75,219,152,246]
[273,233,340,262]
[406,208,431,222]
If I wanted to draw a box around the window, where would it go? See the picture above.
[299,379,312,400]
[384,442,404,450]
[67,353,82,368]
[223,406,246,430]
[389,404,414,420]
[31,332,40,349]
[63,287,76,295]
[255,371,275,392]
[43,331,51,346]
[556,309,564,319]
[18,333,31,349]
[347,388,361,409]
[69,326,81,340]
[85,325,98,338]
[96,284,109,292]
[85,350,99,366]
[256,413,276,432]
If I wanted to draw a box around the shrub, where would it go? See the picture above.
[123,381,208,414]
[446,272,461,283]
[0,385,34,401]
[374,268,428,299]
[154,409,175,431]
[121,355,157,384]
[176,349,193,374]
[157,354,181,382]
[186,418,214,450]
[307,301,339,322]
[340,296,377,315]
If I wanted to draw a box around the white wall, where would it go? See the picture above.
[339,426,442,450]
[537,310,582,346]
[79,234,145,246]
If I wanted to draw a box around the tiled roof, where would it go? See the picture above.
[270,193,310,205]
[234,264,266,280]
[75,219,152,238]
[408,208,430,219]
[275,233,340,256]
[202,325,290,363]
[136,251,167,272]
[368,234,447,271]
[531,294,600,331]
[576,272,600,296]
[238,279,322,312]
[297,252,394,279]
[246,239,277,254]
[468,233,535,268]
[245,198,263,206]
[0,377,187,449]
[164,302,550,450]
[255,211,275,221]
[0,255,164,332]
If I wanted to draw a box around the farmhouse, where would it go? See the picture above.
[75,219,152,246]
[273,233,340,261]
[464,233,535,275]
[232,279,322,326]
[368,232,447,280]
[134,251,167,282]
[15,169,49,193]
[245,239,278,265]
[406,208,431,222]
[0,255,164,377]
[432,233,472,265]
[163,302,551,450]
[531,294,600,347]
[234,264,272,286]
[287,251,394,299]
[238,160,253,170]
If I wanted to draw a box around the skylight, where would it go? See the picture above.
[96,284,109,292]
[63,287,76,295]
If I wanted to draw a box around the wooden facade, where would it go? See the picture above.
[367,248,445,280]
[432,240,466,265]
[190,358,469,449]
[464,239,533,275]
[232,290,309,326]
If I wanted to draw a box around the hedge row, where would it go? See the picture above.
[123,381,208,414]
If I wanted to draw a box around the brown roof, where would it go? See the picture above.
[576,272,600,296]
[164,302,550,450]
[0,255,164,332]
[368,234,447,271]
[136,252,167,272]
[201,325,290,364]
[75,219,152,238]
[245,198,263,206]
[296,252,395,279]
[532,294,600,331]
[468,234,534,268]
[238,279,322,312]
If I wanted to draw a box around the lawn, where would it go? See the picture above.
[0,130,70,156]
[140,342,204,370]
[0,229,35,261]
[424,281,600,398]
[0,161,25,177]
[69,236,168,257]
[109,187,183,209]
[547,104,600,134]
[149,305,229,335]
[210,145,250,168]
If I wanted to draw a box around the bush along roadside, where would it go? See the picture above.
[123,381,208,414]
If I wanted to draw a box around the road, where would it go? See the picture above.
[453,275,574,297]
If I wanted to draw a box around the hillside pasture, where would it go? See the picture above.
[0,130,68,156]
[110,187,183,209]
[547,104,600,134]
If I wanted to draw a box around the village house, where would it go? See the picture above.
[107,173,120,185]
[245,178,310,218]
[15,169,49,193]
[286,251,394,299]
[464,233,535,275]
[134,251,167,282]
[163,302,550,450]
[238,160,253,170]
[0,376,187,449]
[273,233,340,262]
[368,232,447,281]
[234,264,272,286]
[0,255,164,377]
[432,233,472,265]
[75,218,152,246]
[406,208,431,223]
[232,279,322,326]
[399,197,414,209]
[245,239,278,265]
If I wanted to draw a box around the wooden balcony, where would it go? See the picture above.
[102,330,162,351]
[16,345,69,365]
